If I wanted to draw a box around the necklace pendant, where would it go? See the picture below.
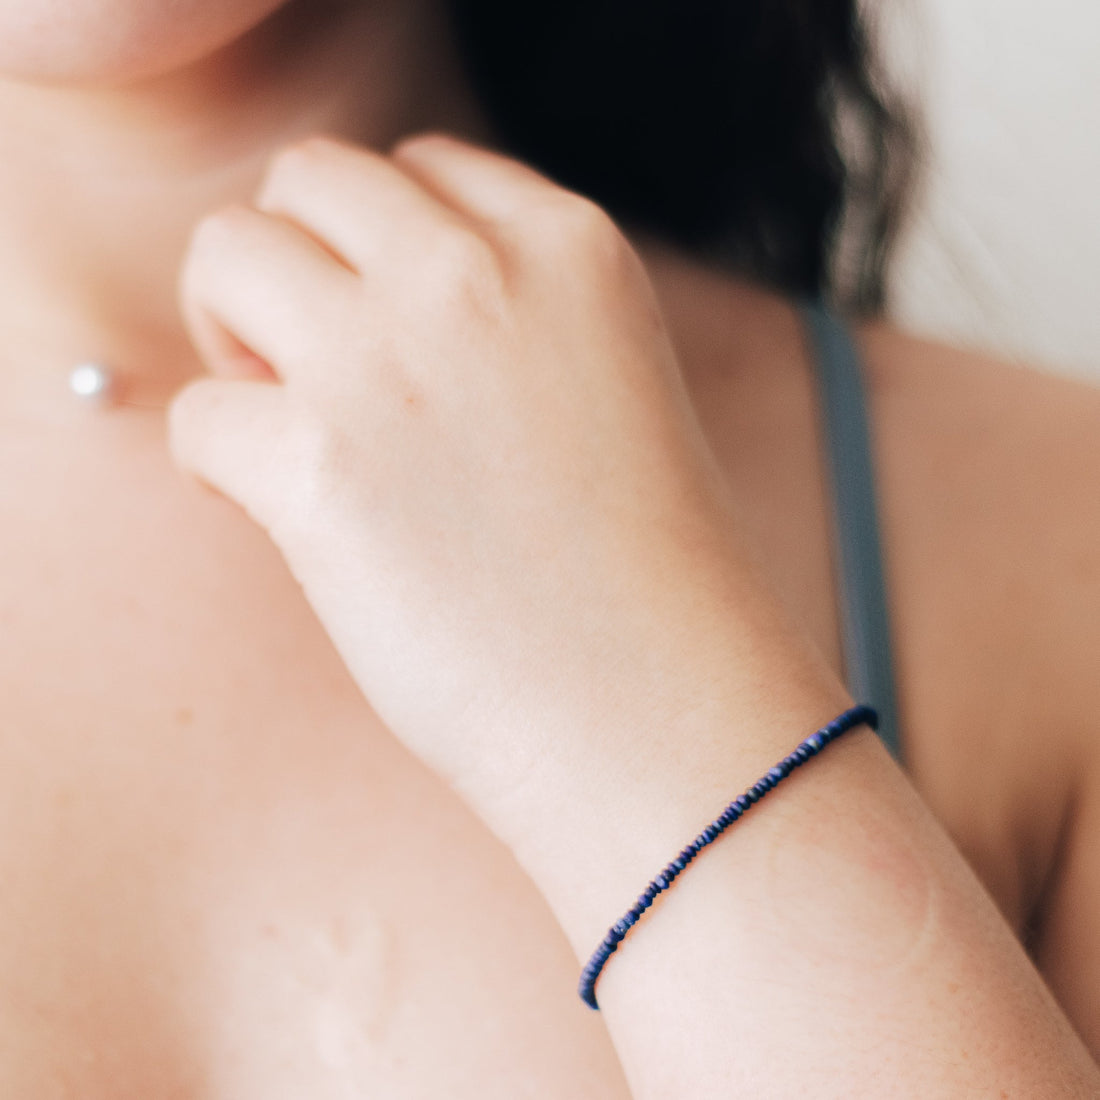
[68,362,117,405]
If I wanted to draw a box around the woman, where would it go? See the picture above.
[1,0,1097,1093]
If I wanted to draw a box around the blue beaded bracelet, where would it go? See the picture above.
[578,703,878,1010]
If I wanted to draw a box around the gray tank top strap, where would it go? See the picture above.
[799,301,903,764]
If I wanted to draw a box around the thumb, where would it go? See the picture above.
[167,376,294,533]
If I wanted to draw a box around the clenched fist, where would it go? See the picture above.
[167,131,791,844]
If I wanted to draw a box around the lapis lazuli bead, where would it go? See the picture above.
[577,704,878,1012]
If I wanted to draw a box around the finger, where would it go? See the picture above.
[167,375,296,534]
[390,131,581,229]
[255,134,476,273]
[183,307,281,384]
[180,202,359,386]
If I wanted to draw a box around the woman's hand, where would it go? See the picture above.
[165,132,1100,1097]
[167,132,812,828]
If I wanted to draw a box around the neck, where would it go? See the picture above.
[0,0,493,407]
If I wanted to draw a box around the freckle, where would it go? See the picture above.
[261,922,279,940]
[947,981,959,994]
[175,706,194,724]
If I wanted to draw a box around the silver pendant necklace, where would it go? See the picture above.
[68,361,116,405]
[66,361,167,410]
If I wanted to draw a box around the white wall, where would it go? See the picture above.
[881,0,1100,382]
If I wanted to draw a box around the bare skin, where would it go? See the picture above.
[0,1,1097,1093]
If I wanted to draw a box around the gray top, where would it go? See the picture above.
[800,302,903,764]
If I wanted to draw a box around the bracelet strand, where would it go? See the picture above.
[578,703,879,1010]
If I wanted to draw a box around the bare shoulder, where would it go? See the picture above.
[638,242,1100,771]
[857,320,1100,748]
[858,319,1100,494]
[638,234,1100,1051]
[859,323,1100,1052]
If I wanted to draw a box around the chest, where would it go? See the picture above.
[0,415,634,1093]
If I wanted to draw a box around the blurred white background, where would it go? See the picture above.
[880,0,1100,383]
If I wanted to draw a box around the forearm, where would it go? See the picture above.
[485,585,1100,1097]
[159,116,1100,1094]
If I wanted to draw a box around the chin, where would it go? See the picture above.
[0,0,298,87]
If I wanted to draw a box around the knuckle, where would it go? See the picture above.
[423,226,505,300]
[389,130,466,166]
[433,223,492,269]
[262,134,338,198]
[568,192,613,227]
[551,193,619,242]
[180,208,233,294]
[544,195,641,283]
[181,203,258,297]
[190,203,254,253]
[262,147,310,200]
[391,129,459,161]
[281,133,338,166]
[293,133,344,158]
[522,192,631,267]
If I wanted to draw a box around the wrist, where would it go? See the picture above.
[463,592,856,960]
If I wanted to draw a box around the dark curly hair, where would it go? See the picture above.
[448,0,917,314]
